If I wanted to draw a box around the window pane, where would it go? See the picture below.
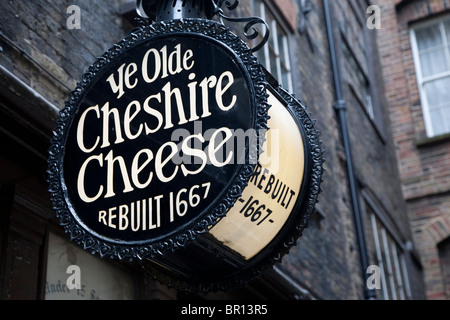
[252,0,262,17]
[365,95,375,119]
[387,237,401,300]
[256,49,266,68]
[381,228,397,299]
[250,0,292,92]
[267,11,276,50]
[369,209,411,300]
[429,109,450,136]
[277,24,287,61]
[400,254,412,299]
[444,19,450,43]
[269,47,278,76]
[416,23,442,51]
[281,65,290,92]
[423,77,450,108]
[419,48,448,77]
[277,26,292,92]
[392,244,406,300]
[370,213,389,300]
[423,76,450,135]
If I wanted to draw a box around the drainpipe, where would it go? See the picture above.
[323,0,376,300]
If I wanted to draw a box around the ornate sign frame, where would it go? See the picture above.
[47,19,270,261]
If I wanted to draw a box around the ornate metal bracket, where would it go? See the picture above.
[135,0,270,53]
[212,1,270,53]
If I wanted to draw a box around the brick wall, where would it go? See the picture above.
[0,0,426,300]
[0,0,130,107]
[210,0,424,299]
[275,0,365,299]
[377,0,450,299]
[228,0,364,299]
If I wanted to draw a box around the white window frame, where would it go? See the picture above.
[253,0,293,92]
[369,213,412,300]
[410,16,450,137]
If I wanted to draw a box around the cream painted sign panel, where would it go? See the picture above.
[45,232,135,300]
[210,90,305,260]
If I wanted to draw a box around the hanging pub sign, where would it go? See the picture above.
[48,18,270,259]
[48,0,324,293]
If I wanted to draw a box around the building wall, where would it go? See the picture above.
[275,0,362,299]
[292,0,425,299]
[377,0,450,299]
[0,0,425,300]
[0,0,131,106]
[231,0,425,299]
[0,0,166,300]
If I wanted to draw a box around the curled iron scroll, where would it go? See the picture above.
[134,0,270,52]
[212,0,270,52]
[216,0,240,11]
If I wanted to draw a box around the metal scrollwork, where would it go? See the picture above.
[134,0,270,53]
[215,0,239,11]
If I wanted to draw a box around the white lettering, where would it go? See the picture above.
[101,102,125,148]
[162,82,188,129]
[143,93,163,134]
[105,150,134,198]
[216,71,237,111]
[119,205,129,230]
[106,64,126,99]
[77,105,100,153]
[208,127,234,167]
[124,100,143,140]
[155,141,179,183]
[97,183,211,231]
[74,41,245,206]
[77,154,104,203]
[180,134,207,176]
[142,48,161,84]
[131,149,154,189]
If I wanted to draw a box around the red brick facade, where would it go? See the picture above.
[378,0,450,299]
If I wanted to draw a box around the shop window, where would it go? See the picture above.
[410,16,450,137]
[45,232,136,300]
[252,0,293,92]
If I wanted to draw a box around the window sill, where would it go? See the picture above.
[415,132,450,148]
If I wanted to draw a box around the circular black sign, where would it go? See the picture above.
[48,20,269,260]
